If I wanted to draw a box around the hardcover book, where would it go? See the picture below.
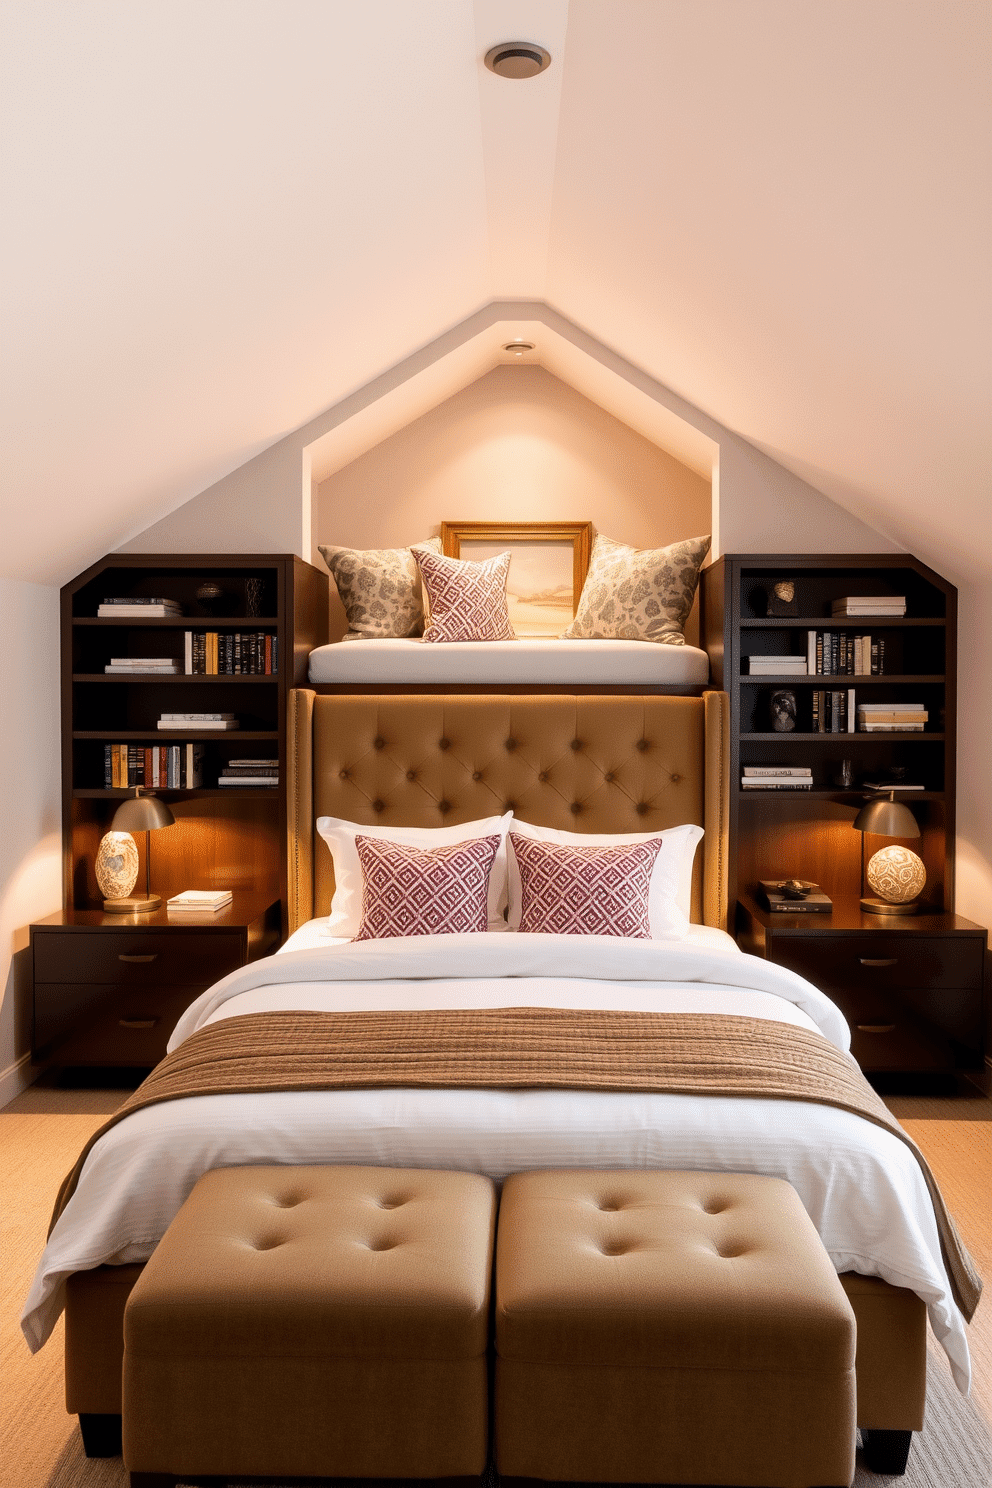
[759,881,833,914]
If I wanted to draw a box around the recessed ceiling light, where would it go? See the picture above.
[502,341,536,358]
[484,43,551,80]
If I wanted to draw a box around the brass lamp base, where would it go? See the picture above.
[860,896,919,916]
[103,894,162,914]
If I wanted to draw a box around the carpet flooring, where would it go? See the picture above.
[2,1082,989,1488]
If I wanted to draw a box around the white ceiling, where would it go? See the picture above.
[2,1,989,587]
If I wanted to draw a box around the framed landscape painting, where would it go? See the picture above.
[440,521,592,637]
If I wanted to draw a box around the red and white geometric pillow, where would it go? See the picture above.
[354,833,502,940]
[509,832,664,938]
[414,549,516,643]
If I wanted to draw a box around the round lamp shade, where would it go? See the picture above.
[95,831,139,901]
[866,845,927,906]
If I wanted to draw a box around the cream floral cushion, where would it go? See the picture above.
[561,532,711,645]
[318,537,442,639]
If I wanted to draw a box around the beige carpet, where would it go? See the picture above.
[2,1082,990,1488]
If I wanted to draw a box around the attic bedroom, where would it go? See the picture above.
[1,4,989,1487]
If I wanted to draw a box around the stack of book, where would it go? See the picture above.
[863,778,926,792]
[741,766,813,790]
[831,595,906,618]
[806,631,885,675]
[157,712,240,731]
[857,702,928,732]
[217,758,279,787]
[104,656,181,675]
[104,742,204,788]
[97,596,183,618]
[183,631,277,675]
[167,888,233,913]
[747,655,808,675]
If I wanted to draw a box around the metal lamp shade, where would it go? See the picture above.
[103,791,176,913]
[853,792,923,914]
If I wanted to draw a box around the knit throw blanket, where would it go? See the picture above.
[50,1005,981,1320]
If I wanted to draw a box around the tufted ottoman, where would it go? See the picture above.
[122,1164,496,1487]
[495,1169,856,1488]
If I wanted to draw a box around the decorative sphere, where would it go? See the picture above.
[95,831,139,900]
[866,845,926,904]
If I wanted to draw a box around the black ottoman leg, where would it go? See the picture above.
[78,1413,122,1457]
[861,1427,913,1475]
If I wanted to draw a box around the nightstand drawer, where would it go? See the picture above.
[33,931,243,987]
[772,936,983,993]
[36,986,205,1066]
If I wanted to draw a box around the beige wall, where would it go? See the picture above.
[316,366,712,643]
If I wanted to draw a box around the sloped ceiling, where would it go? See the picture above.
[2,1,989,587]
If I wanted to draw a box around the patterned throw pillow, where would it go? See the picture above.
[318,537,442,639]
[509,832,664,938]
[353,833,502,940]
[561,533,711,645]
[414,549,516,643]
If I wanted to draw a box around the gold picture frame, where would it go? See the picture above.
[440,521,592,637]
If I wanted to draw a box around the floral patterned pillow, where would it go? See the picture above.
[318,537,442,639]
[561,533,711,645]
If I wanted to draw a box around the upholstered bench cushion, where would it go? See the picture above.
[495,1169,856,1488]
[123,1164,496,1480]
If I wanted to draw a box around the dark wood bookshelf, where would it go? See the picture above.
[700,553,958,917]
[61,553,329,932]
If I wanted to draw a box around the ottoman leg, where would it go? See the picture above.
[129,1476,176,1488]
[862,1427,913,1476]
[78,1413,122,1457]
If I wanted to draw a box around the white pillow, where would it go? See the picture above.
[316,812,513,938]
[505,820,703,939]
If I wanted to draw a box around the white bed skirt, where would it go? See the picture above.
[307,637,711,685]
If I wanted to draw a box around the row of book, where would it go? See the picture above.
[184,631,277,675]
[747,633,886,676]
[105,743,205,790]
[218,759,279,787]
[812,688,856,733]
[102,633,278,676]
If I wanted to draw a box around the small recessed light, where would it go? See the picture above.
[502,341,536,358]
[484,43,551,80]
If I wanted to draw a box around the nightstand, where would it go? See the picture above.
[736,893,987,1085]
[31,891,280,1070]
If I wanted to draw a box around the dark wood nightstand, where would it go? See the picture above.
[31,891,280,1070]
[737,893,987,1085]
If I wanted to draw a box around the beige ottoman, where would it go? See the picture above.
[495,1169,856,1488]
[123,1164,496,1486]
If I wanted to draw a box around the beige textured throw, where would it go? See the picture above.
[50,1006,981,1319]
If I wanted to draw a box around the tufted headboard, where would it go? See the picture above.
[288,690,730,935]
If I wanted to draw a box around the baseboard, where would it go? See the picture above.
[0,1052,40,1110]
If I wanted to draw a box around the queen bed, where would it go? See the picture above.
[23,689,979,1475]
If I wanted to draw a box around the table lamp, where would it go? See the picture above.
[95,788,176,913]
[852,793,925,915]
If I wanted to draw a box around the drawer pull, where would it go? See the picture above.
[119,1017,159,1030]
[857,1023,896,1034]
[118,953,158,964]
[859,958,897,968]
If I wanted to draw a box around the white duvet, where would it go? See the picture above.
[22,929,972,1393]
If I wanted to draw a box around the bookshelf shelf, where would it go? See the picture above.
[61,553,329,925]
[73,674,278,684]
[701,553,958,916]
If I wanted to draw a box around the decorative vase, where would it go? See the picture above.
[95,831,139,904]
[244,576,264,617]
[770,688,797,732]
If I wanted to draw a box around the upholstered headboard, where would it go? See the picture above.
[288,690,730,934]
